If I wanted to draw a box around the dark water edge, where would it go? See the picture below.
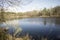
[18,17,60,40]
[0,17,60,40]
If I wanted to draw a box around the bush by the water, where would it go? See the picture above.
[0,28,8,40]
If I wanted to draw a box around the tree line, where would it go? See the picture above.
[0,6,60,22]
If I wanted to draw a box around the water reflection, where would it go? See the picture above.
[55,18,60,25]
[0,18,60,40]
[0,20,22,37]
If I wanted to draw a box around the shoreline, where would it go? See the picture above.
[0,16,60,22]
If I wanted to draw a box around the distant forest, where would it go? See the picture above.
[0,6,60,22]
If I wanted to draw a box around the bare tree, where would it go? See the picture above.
[0,0,32,22]
[0,0,33,40]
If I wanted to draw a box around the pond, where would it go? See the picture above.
[0,17,60,40]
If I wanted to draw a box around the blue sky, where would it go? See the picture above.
[6,0,60,12]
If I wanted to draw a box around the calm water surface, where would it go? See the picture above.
[0,17,60,40]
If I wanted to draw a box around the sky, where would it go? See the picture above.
[0,0,60,12]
